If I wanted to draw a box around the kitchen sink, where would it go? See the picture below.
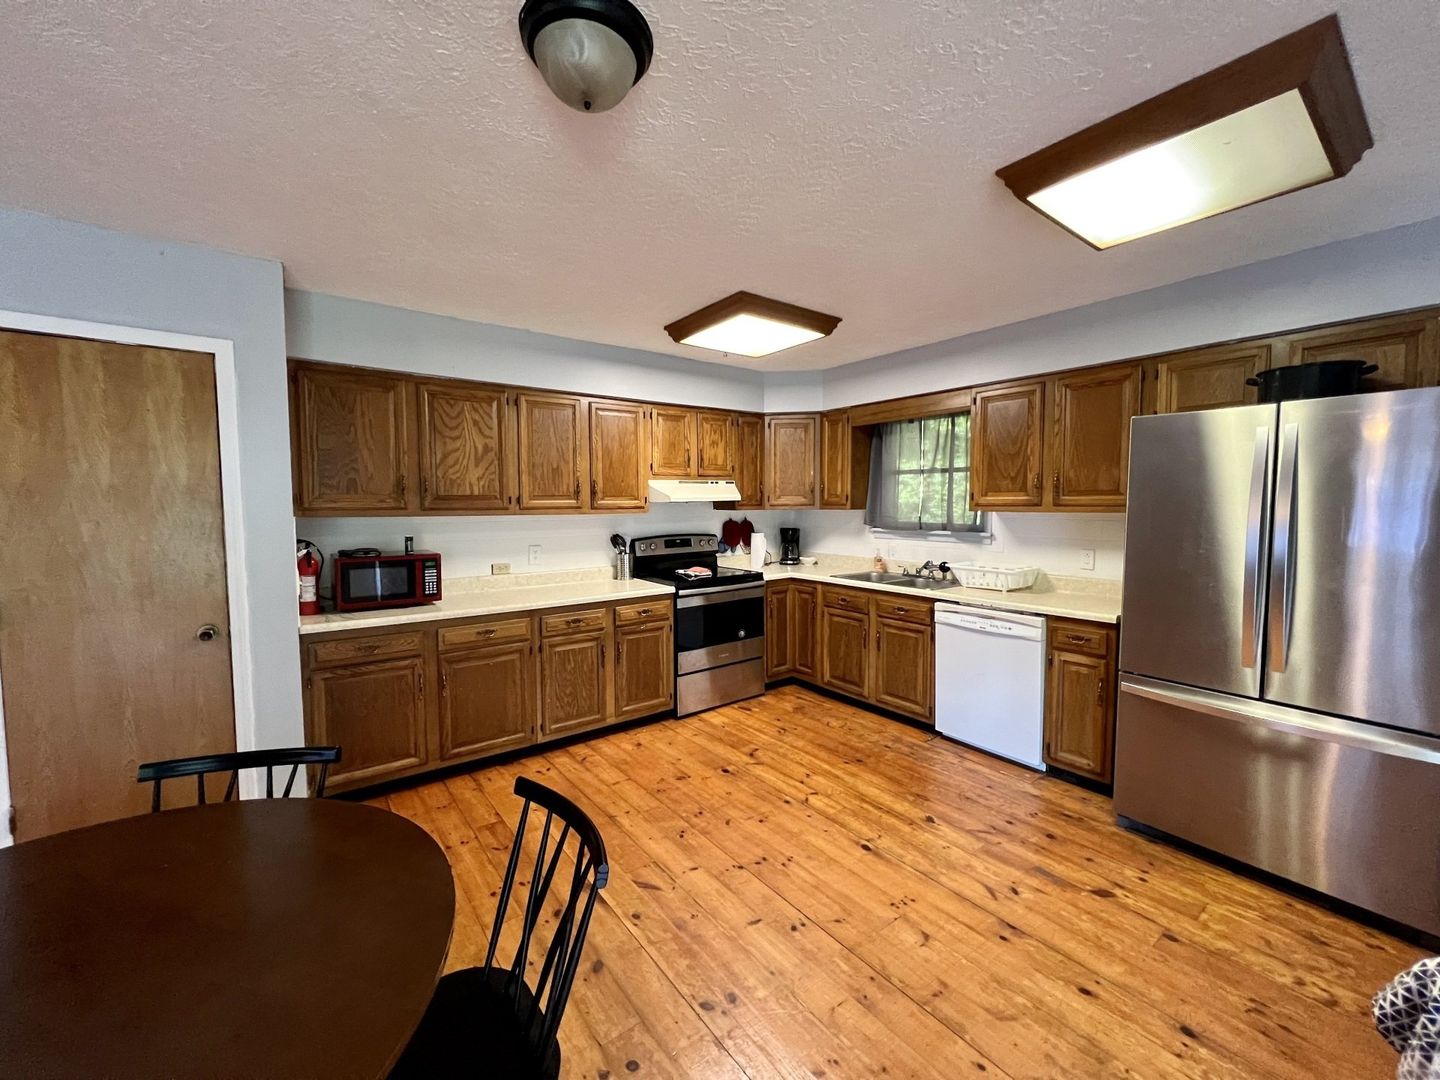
[893,576,958,590]
[832,571,910,584]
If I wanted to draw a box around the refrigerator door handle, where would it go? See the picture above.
[1240,425,1272,670]
[1267,422,1299,673]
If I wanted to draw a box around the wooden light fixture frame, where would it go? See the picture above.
[664,291,842,349]
[996,15,1373,250]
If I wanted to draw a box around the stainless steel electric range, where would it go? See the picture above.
[631,534,765,716]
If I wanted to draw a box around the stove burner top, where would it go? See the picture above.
[630,532,764,592]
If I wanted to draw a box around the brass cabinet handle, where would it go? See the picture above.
[1096,678,1104,706]
[874,629,880,649]
[418,671,424,697]
[567,617,583,626]
[590,479,598,502]
[480,627,496,638]
[638,607,652,616]
[441,671,449,695]
[399,473,408,499]
[1052,472,1059,496]
[1032,472,1041,493]
[1066,633,1089,645]
[421,474,430,499]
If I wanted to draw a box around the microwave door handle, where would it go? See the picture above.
[1267,422,1299,673]
[1241,424,1272,670]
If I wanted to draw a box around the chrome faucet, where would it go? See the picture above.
[914,560,952,581]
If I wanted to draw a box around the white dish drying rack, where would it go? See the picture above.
[951,563,1040,592]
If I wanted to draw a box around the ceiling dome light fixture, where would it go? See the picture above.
[518,0,653,114]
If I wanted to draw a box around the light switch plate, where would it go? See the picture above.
[527,544,542,565]
[491,562,511,575]
[1079,548,1096,571]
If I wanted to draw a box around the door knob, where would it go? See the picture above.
[196,624,221,642]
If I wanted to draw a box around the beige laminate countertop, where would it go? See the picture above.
[298,578,675,635]
[760,565,1121,624]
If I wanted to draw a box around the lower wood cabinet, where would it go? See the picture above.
[790,583,818,679]
[302,597,674,793]
[871,616,932,718]
[765,582,793,679]
[820,603,871,700]
[1043,618,1117,783]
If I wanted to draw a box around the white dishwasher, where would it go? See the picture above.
[933,604,1047,770]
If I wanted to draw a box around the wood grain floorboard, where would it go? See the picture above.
[368,685,1420,1079]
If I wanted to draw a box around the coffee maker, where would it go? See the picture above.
[779,527,801,565]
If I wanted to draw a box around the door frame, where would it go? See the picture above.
[0,309,257,844]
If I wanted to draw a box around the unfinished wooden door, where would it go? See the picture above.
[417,382,513,511]
[0,331,235,839]
[1049,363,1141,509]
[971,382,1044,508]
[516,392,586,510]
[589,400,649,511]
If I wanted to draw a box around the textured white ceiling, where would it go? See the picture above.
[1,1,1438,370]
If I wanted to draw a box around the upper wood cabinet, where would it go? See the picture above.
[651,407,695,478]
[1043,619,1117,783]
[696,411,736,477]
[1049,363,1142,509]
[416,382,513,512]
[727,413,765,509]
[1284,311,1440,392]
[971,382,1045,508]
[292,363,413,514]
[819,410,872,510]
[589,401,649,511]
[516,393,587,511]
[1153,343,1269,414]
[766,414,818,507]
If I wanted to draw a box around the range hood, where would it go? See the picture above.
[648,478,742,503]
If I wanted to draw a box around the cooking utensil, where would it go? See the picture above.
[1246,360,1379,402]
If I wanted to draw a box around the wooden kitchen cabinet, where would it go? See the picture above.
[871,616,932,722]
[438,639,534,760]
[696,410,736,477]
[416,381,513,511]
[766,414,819,507]
[539,612,610,738]
[820,594,870,700]
[819,410,872,510]
[516,392,587,511]
[1049,363,1142,509]
[615,617,674,721]
[651,407,696,478]
[971,381,1045,508]
[589,400,649,511]
[307,652,428,789]
[723,413,766,509]
[1153,343,1270,414]
[1044,619,1117,783]
[292,362,413,514]
[790,582,819,679]
[1283,310,1440,392]
[765,582,793,679]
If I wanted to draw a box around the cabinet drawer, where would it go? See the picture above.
[872,597,933,626]
[821,586,869,613]
[1048,621,1110,657]
[439,617,532,652]
[308,631,425,667]
[541,607,609,637]
[614,600,671,626]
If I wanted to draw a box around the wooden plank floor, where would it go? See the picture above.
[367,685,1421,1079]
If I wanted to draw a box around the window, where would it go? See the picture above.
[864,413,987,535]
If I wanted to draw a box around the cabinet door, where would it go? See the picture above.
[1049,364,1141,509]
[309,657,426,787]
[615,620,674,721]
[1044,649,1113,782]
[765,415,818,507]
[540,632,608,737]
[872,617,932,722]
[589,401,649,511]
[417,382,512,511]
[438,643,534,760]
[971,382,1044,508]
[696,411,736,477]
[516,393,586,510]
[1284,312,1439,392]
[1155,344,1269,414]
[820,606,869,699]
[765,584,793,679]
[819,411,851,508]
[790,583,818,679]
[293,364,412,513]
[727,414,765,509]
[651,407,696,478]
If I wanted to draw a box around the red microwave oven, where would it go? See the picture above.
[331,552,442,612]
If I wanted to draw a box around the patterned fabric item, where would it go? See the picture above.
[1374,956,1440,1079]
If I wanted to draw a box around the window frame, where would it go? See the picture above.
[864,411,991,540]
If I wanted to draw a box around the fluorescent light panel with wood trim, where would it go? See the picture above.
[997,16,1372,250]
[664,292,841,358]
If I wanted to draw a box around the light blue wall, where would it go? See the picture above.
[0,207,303,748]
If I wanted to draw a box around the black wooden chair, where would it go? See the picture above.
[390,776,610,1080]
[136,746,342,810]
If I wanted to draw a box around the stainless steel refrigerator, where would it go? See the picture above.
[1116,387,1440,937]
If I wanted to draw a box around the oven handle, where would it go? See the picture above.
[676,584,766,608]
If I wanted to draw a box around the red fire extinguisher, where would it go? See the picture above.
[297,540,322,616]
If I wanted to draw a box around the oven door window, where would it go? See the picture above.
[341,563,414,603]
[675,594,764,652]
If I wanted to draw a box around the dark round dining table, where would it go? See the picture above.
[0,798,455,1079]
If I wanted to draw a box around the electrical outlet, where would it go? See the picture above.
[1079,548,1096,571]
[491,562,511,575]
[527,544,542,566]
